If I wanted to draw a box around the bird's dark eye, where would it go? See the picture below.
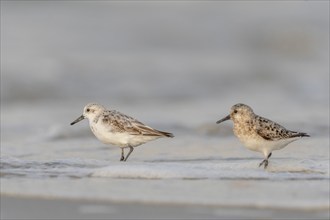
[86,108,90,112]
[234,110,238,114]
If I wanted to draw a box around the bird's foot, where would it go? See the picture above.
[259,159,269,169]
[120,156,125,161]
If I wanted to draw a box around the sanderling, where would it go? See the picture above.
[216,103,309,169]
[70,103,174,161]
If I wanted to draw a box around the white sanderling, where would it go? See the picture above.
[71,103,174,161]
[216,103,309,169]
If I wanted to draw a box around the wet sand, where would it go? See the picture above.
[1,195,329,220]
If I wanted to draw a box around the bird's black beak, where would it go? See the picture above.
[70,115,85,125]
[216,115,230,124]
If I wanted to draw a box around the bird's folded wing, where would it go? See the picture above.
[255,116,292,141]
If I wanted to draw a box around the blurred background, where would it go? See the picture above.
[1,1,329,219]
[1,1,328,115]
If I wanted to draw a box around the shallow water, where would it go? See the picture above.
[1,155,329,180]
[1,1,329,218]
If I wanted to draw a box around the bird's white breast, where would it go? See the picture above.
[89,121,159,148]
[238,134,300,156]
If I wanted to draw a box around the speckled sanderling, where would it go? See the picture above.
[70,103,174,161]
[216,103,309,169]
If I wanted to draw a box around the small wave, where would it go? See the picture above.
[0,157,108,178]
[1,156,328,180]
[91,160,329,180]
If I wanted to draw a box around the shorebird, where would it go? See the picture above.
[216,103,309,168]
[71,103,174,161]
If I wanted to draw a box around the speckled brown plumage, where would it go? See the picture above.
[217,103,309,169]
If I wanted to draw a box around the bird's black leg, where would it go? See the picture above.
[120,148,125,161]
[124,146,134,161]
[263,160,269,169]
[259,153,272,169]
[259,159,266,168]
[259,159,269,169]
[267,152,272,159]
